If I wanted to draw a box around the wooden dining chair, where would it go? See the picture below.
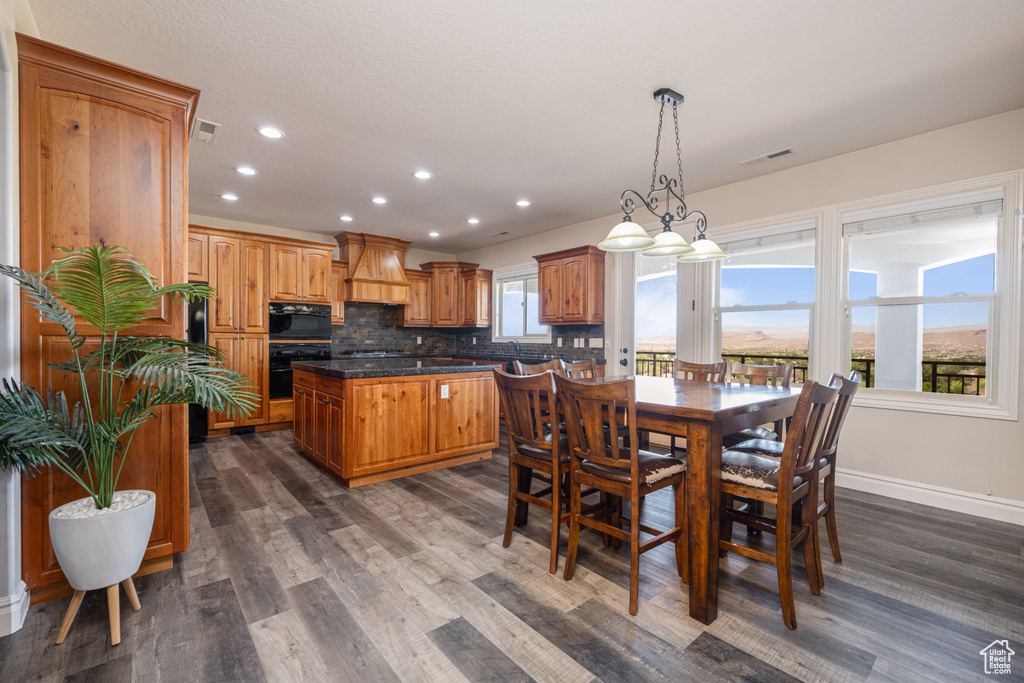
[728,371,862,575]
[514,358,562,375]
[718,378,839,629]
[668,360,728,455]
[492,367,569,573]
[554,374,687,615]
[560,358,597,378]
[723,361,794,446]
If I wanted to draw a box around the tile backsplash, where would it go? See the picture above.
[331,303,604,362]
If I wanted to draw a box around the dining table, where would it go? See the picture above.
[546,374,803,625]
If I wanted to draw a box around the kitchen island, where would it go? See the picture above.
[290,358,500,487]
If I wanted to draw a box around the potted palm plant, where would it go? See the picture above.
[0,245,256,640]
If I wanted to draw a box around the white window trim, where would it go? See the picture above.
[490,262,552,344]
[835,171,1021,420]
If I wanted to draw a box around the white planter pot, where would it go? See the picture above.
[48,490,156,591]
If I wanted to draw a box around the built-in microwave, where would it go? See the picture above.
[268,302,332,340]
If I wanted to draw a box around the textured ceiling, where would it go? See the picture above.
[27,0,1024,253]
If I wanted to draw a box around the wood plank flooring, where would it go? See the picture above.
[1,428,1021,682]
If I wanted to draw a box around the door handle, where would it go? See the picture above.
[619,358,628,366]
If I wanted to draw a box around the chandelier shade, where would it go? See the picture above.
[641,228,694,257]
[597,219,656,251]
[677,234,727,262]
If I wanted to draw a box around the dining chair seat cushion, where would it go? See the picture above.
[580,450,685,486]
[721,450,802,491]
[517,433,570,463]
[729,438,784,458]
[723,426,777,447]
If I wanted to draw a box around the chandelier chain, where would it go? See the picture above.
[650,102,665,193]
[673,106,685,198]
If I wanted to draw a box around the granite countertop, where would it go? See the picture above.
[293,358,502,380]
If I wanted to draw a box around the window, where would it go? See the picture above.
[843,189,1001,398]
[716,222,817,382]
[493,269,550,342]
[635,251,677,376]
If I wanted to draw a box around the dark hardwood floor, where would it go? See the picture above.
[1,428,1021,682]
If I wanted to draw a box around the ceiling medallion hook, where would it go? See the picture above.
[598,87,726,261]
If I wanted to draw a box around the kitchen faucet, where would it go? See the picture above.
[507,340,520,358]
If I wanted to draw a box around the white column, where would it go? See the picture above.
[874,263,922,391]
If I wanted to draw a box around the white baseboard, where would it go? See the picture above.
[0,580,28,636]
[835,468,1024,526]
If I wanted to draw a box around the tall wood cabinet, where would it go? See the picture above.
[412,262,492,328]
[17,35,200,591]
[534,246,605,325]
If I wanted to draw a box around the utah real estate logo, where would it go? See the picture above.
[980,640,1015,675]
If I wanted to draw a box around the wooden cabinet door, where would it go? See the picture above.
[303,249,331,302]
[324,394,345,474]
[476,274,491,327]
[208,236,240,333]
[330,262,347,325]
[239,240,269,334]
[435,376,497,454]
[431,266,460,326]
[460,271,477,326]
[300,389,317,455]
[292,382,308,448]
[187,232,208,282]
[270,244,302,300]
[538,260,562,323]
[313,392,329,465]
[239,335,268,426]
[560,256,588,322]
[207,333,240,430]
[399,271,431,326]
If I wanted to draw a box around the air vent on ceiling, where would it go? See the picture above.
[191,119,221,143]
[740,148,793,166]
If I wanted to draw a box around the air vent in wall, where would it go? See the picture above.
[740,148,793,166]
[191,119,221,143]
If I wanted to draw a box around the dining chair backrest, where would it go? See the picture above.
[818,370,861,464]
[777,380,839,498]
[727,361,793,388]
[673,360,728,383]
[493,367,558,454]
[514,358,561,376]
[561,358,597,379]
[554,374,637,478]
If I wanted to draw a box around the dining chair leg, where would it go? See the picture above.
[823,473,842,562]
[502,458,519,549]
[55,590,86,644]
[611,496,623,551]
[777,513,797,630]
[674,481,688,583]
[628,493,641,616]
[801,497,821,596]
[549,465,562,574]
[563,474,582,581]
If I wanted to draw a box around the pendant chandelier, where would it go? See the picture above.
[599,88,726,262]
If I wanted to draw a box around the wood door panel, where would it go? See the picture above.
[186,232,208,282]
[239,335,268,426]
[239,240,269,333]
[434,377,497,453]
[560,257,587,322]
[24,336,177,587]
[270,245,302,301]
[431,267,459,326]
[208,236,239,333]
[348,381,430,473]
[399,270,430,327]
[325,395,344,474]
[538,261,561,322]
[330,262,347,325]
[304,250,331,302]
[207,334,240,430]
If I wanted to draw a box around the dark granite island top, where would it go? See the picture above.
[292,357,501,380]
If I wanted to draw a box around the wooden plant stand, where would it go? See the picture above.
[55,577,141,646]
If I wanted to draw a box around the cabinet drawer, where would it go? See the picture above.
[316,376,344,397]
[269,398,293,423]
[293,369,317,389]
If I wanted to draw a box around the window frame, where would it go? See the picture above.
[490,263,552,344]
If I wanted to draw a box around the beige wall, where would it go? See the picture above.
[460,108,1024,508]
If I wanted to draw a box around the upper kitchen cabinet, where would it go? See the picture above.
[270,243,333,302]
[17,34,199,590]
[187,232,208,282]
[421,262,461,327]
[534,245,605,325]
[460,266,492,327]
[195,227,270,335]
[331,261,348,325]
[397,269,432,327]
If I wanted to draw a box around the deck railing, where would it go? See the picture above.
[634,351,985,394]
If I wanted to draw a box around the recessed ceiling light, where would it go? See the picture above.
[467,217,480,225]
[372,196,387,205]
[339,215,353,222]
[257,126,284,139]
[236,166,258,176]
[429,231,440,238]
[220,193,238,201]
[516,199,531,207]
[413,170,433,180]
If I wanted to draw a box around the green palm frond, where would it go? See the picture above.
[0,381,90,474]
[0,265,84,349]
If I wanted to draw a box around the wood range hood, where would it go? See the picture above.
[335,232,411,305]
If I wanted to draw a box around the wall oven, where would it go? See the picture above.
[269,302,332,341]
[269,343,332,399]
